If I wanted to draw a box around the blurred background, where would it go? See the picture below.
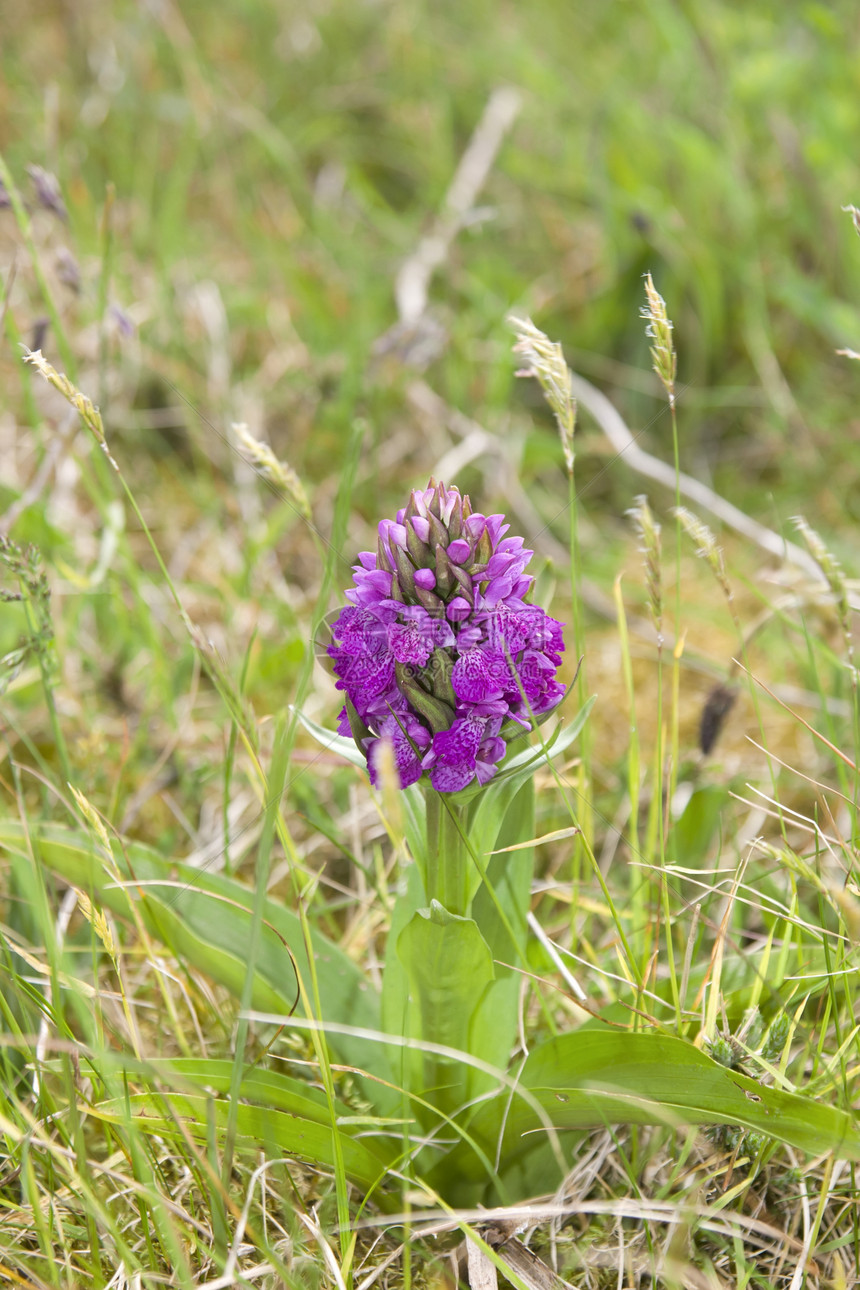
[3,0,860,794]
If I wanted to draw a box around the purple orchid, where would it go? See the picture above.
[327,480,566,792]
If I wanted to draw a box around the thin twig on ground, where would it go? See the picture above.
[395,87,522,326]
[566,368,823,580]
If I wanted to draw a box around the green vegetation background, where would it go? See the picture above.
[5,0,860,524]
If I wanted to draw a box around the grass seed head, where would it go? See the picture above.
[793,515,850,640]
[842,204,860,238]
[762,1012,791,1063]
[234,423,311,519]
[627,494,663,638]
[69,784,113,855]
[23,349,118,469]
[0,536,56,690]
[641,272,677,407]
[708,1032,742,1068]
[673,504,733,605]
[508,314,576,472]
[74,888,118,962]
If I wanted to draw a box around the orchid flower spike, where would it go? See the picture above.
[325,480,566,792]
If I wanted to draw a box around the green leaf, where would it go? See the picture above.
[0,821,398,1114]
[467,769,537,892]
[105,1056,412,1147]
[672,785,729,867]
[384,780,537,1105]
[472,779,535,962]
[441,702,594,909]
[108,1056,352,1126]
[293,708,368,769]
[458,1030,860,1189]
[396,902,495,1114]
[89,1090,396,1200]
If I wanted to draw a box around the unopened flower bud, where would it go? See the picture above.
[392,544,418,602]
[395,662,456,733]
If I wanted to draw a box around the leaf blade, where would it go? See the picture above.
[0,821,398,1113]
[89,1091,396,1199]
[460,1030,860,1185]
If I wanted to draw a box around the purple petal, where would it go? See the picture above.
[368,714,430,789]
[451,648,510,702]
[480,575,516,607]
[454,619,485,650]
[446,597,472,622]
[513,650,566,714]
[414,489,432,518]
[388,619,434,666]
[485,515,508,547]
[497,536,525,555]
[425,715,485,792]
[439,490,458,525]
[480,735,507,765]
[447,538,471,565]
[430,760,476,792]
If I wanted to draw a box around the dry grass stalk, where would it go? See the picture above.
[563,366,823,579]
[394,86,521,326]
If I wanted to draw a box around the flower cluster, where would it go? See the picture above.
[327,481,565,792]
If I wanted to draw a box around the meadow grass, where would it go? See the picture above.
[2,3,860,1287]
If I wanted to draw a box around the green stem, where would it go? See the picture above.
[424,791,472,916]
[567,461,589,955]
